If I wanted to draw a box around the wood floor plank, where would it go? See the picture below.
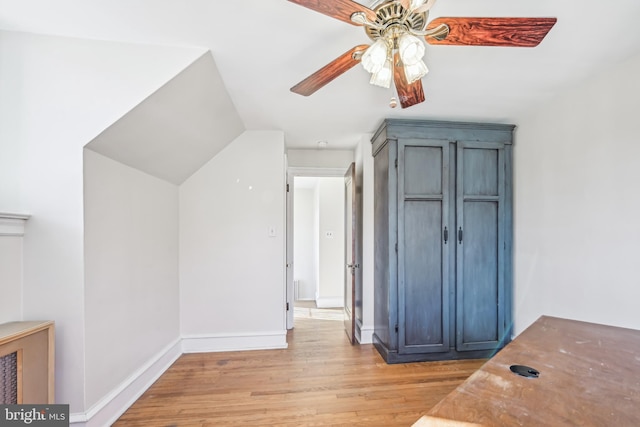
[114,315,484,426]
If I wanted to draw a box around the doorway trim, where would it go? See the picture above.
[286,167,349,330]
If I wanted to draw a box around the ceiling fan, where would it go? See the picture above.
[288,0,557,109]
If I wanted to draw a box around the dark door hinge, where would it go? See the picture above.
[395,243,398,253]
[286,302,290,311]
[444,226,449,244]
[458,227,463,244]
[286,183,290,192]
[395,324,399,333]
[394,158,398,168]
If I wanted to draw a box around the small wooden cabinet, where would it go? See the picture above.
[372,119,514,363]
[0,321,55,403]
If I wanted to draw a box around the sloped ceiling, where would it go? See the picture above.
[2,0,640,149]
[86,52,244,185]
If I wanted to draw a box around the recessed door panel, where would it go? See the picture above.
[461,201,499,343]
[404,200,444,347]
[463,149,499,196]
[404,146,443,196]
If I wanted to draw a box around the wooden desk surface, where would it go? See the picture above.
[415,316,640,426]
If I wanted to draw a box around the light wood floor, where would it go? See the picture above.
[114,314,485,426]
[293,300,317,309]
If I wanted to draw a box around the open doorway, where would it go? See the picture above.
[293,176,344,306]
[286,168,348,330]
[292,176,344,323]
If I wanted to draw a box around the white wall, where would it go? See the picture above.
[287,149,354,169]
[179,131,287,350]
[316,178,345,308]
[0,30,202,413]
[0,237,22,322]
[293,187,316,300]
[0,220,24,323]
[83,150,180,409]
[513,51,640,335]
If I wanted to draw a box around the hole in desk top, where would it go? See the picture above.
[510,365,540,378]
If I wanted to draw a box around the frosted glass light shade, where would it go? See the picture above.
[403,59,429,84]
[361,39,389,74]
[398,33,425,65]
[370,57,393,88]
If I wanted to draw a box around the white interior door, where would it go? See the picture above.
[344,163,356,344]
[286,172,294,329]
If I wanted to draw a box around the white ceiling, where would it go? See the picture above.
[86,52,244,185]
[2,0,640,150]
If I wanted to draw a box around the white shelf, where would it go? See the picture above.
[0,213,31,236]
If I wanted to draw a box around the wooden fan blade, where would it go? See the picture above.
[425,17,557,47]
[291,45,370,96]
[393,53,425,109]
[398,0,411,10]
[288,0,377,26]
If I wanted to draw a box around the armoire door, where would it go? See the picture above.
[398,140,451,354]
[455,142,506,351]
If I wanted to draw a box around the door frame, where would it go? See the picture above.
[286,167,349,330]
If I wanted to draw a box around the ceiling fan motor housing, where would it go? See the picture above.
[364,2,427,44]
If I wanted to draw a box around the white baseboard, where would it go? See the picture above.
[70,330,288,426]
[70,339,182,426]
[358,324,375,344]
[315,296,343,308]
[182,330,288,353]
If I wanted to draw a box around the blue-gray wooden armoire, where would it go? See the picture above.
[372,119,514,363]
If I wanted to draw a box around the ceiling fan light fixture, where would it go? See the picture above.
[288,0,557,109]
[370,56,393,88]
[403,59,429,84]
[361,38,389,74]
[398,32,426,65]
